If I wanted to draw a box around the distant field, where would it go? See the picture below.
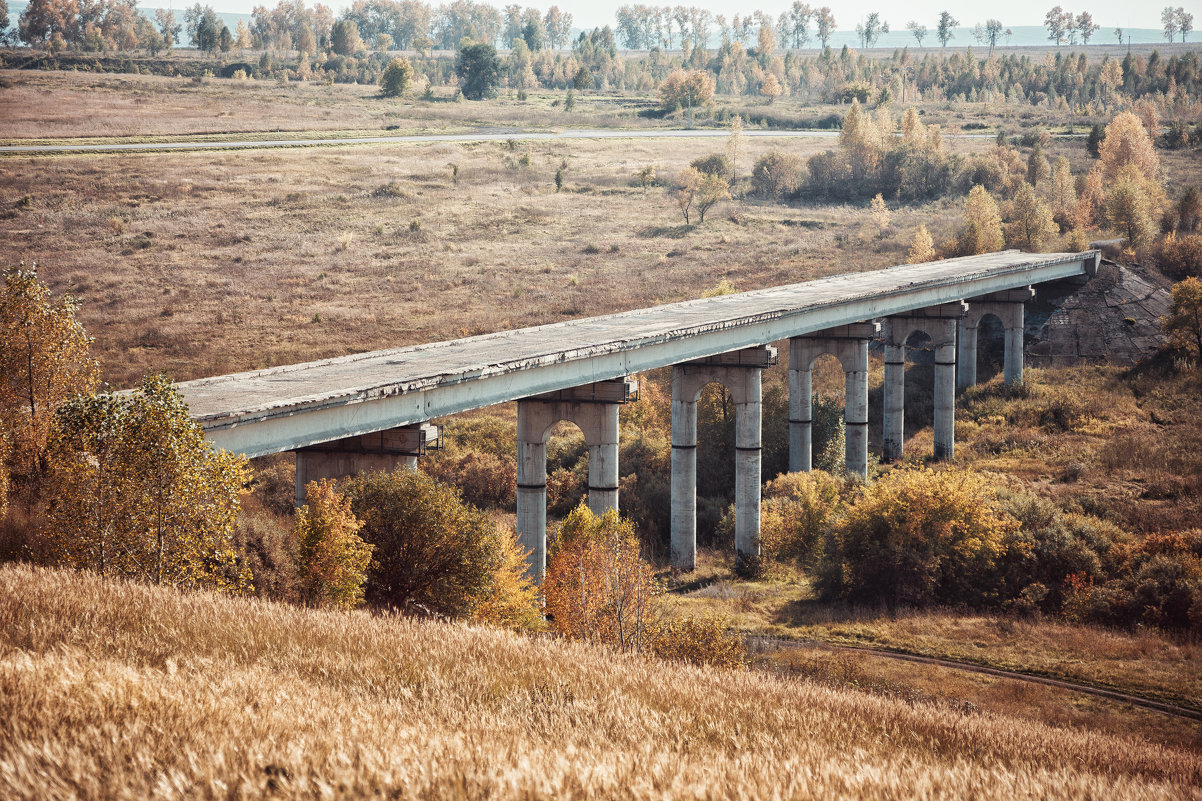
[0,129,994,387]
[3,564,1199,799]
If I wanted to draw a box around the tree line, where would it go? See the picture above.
[4,0,1196,56]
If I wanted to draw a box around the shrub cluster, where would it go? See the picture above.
[756,466,1202,635]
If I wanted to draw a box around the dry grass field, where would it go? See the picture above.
[3,563,1200,800]
[2,133,989,387]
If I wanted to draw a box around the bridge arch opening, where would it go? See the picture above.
[805,353,849,474]
[973,313,1006,384]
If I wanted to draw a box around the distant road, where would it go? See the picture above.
[0,127,1015,155]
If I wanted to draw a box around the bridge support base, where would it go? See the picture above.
[958,290,1030,390]
[670,347,774,571]
[883,306,962,462]
[788,324,875,479]
[293,424,436,506]
[516,379,635,581]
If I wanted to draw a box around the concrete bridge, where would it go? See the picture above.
[178,250,1099,577]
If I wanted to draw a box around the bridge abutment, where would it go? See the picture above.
[670,346,775,571]
[788,323,877,479]
[515,378,635,580]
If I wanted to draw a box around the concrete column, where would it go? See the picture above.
[587,402,620,516]
[956,318,978,391]
[733,368,762,563]
[514,378,636,581]
[1003,304,1024,387]
[844,339,869,478]
[293,424,434,506]
[670,347,775,570]
[788,339,813,473]
[882,330,906,462]
[670,367,698,571]
[933,318,957,461]
[516,404,548,581]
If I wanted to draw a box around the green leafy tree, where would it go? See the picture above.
[45,375,250,592]
[294,479,373,609]
[0,265,99,480]
[454,41,500,100]
[379,56,414,97]
[330,18,361,55]
[343,468,539,625]
[936,11,958,46]
[1164,277,1202,361]
[184,3,222,54]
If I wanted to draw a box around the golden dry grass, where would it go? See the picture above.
[1,135,979,387]
[666,551,1202,710]
[2,562,1201,800]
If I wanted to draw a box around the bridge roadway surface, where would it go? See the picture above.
[179,249,1097,459]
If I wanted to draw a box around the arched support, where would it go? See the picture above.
[515,378,635,581]
[958,288,1032,390]
[882,303,964,462]
[670,346,776,571]
[293,423,438,506]
[788,322,878,479]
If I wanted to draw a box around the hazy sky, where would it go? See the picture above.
[202,1,1179,32]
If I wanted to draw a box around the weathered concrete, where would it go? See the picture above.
[670,347,775,570]
[177,251,1098,459]
[958,288,1033,390]
[788,323,877,478]
[882,305,963,461]
[516,379,634,579]
[293,423,436,505]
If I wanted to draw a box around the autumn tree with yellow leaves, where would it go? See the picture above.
[1004,183,1058,250]
[343,468,541,628]
[957,185,1005,256]
[293,479,373,609]
[0,265,98,483]
[45,375,250,593]
[543,504,661,652]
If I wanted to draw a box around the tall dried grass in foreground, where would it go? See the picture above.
[1,563,1199,800]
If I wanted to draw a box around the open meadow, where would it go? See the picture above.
[4,57,1202,793]
[2,563,1200,800]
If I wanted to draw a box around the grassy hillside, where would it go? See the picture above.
[1,564,1199,799]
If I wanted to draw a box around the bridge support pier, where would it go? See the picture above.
[788,323,877,479]
[293,423,437,506]
[516,378,635,581]
[671,347,775,571]
[957,289,1032,390]
[882,304,964,462]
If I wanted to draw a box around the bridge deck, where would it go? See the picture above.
[179,250,1096,457]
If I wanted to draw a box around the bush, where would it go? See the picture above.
[652,615,745,669]
[818,468,1018,607]
[759,470,854,565]
[689,153,730,178]
[750,151,804,200]
[378,56,413,97]
[343,469,539,626]
[1154,233,1202,280]
[233,504,299,602]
